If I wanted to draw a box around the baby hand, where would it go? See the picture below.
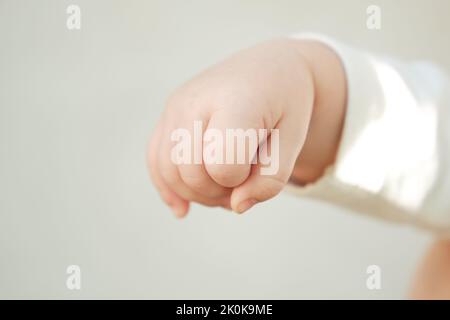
[147,39,346,217]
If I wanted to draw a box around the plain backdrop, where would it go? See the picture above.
[1,0,449,299]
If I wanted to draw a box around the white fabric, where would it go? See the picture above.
[289,34,450,235]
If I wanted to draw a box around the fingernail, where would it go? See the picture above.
[236,199,257,214]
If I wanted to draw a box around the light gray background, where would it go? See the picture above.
[1,0,448,299]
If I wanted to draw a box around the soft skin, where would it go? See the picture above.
[147,38,347,217]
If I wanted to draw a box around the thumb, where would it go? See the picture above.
[230,114,311,213]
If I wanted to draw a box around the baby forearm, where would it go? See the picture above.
[289,40,347,185]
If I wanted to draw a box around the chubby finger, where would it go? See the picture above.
[203,107,264,188]
[147,121,189,218]
[159,121,231,208]
[176,115,231,199]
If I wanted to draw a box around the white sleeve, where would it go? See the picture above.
[288,33,450,235]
